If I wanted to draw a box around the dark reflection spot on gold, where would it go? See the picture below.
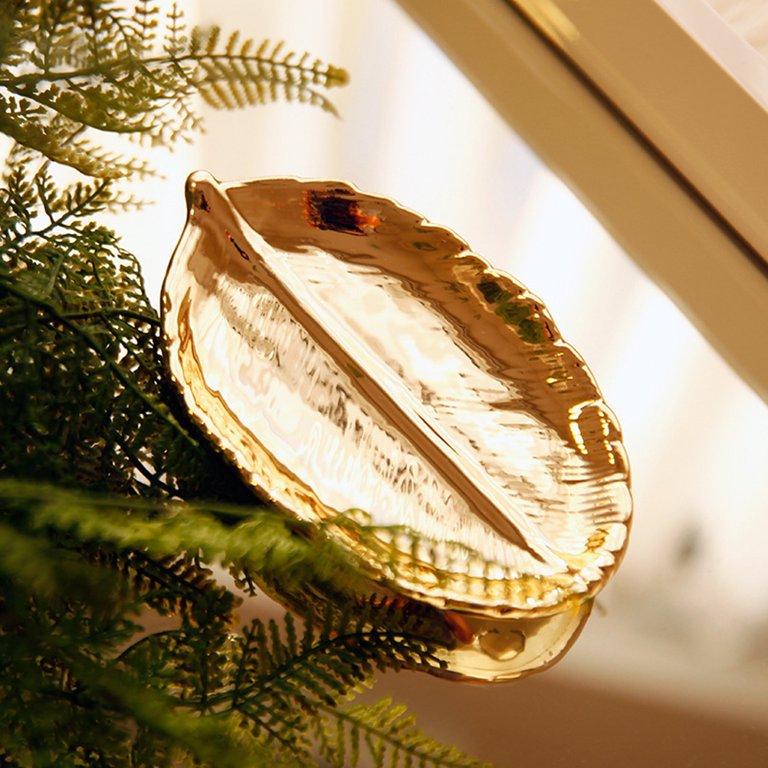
[518,317,545,344]
[443,611,475,644]
[225,230,250,261]
[495,301,529,326]
[478,279,504,303]
[478,278,545,343]
[304,190,381,235]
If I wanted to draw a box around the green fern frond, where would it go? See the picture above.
[0,156,228,498]
[0,1,348,177]
[134,0,161,55]
[187,604,460,767]
[0,480,370,600]
[191,34,348,115]
[317,697,491,768]
[163,1,189,57]
[0,479,477,768]
[0,94,153,178]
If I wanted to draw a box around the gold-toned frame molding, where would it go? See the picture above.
[395,0,768,403]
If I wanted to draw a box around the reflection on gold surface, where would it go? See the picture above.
[161,172,632,681]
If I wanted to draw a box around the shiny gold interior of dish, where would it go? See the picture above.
[161,172,631,680]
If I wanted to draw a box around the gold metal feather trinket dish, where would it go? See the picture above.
[161,173,632,682]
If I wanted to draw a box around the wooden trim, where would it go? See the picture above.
[395,0,768,402]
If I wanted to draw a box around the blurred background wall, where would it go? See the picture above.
[113,1,768,764]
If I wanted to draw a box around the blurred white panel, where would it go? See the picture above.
[102,142,200,302]
[96,0,202,302]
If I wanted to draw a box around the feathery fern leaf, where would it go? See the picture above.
[0,478,483,767]
[0,1,348,177]
[0,480,370,598]
[0,155,243,500]
[316,697,491,768]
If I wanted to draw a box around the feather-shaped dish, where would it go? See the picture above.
[161,173,632,681]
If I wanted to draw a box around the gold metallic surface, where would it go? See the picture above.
[161,173,632,681]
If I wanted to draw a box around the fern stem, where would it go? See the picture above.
[26,176,114,242]
[3,82,157,134]
[1,51,345,90]
[236,702,299,753]
[203,628,437,709]
[60,308,161,326]
[111,432,177,495]
[114,628,182,663]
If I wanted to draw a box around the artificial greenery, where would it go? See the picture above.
[0,2,490,766]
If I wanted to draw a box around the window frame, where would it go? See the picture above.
[395,0,768,402]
